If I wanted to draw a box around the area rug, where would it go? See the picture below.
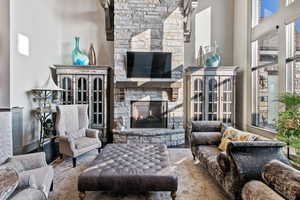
[49,148,228,200]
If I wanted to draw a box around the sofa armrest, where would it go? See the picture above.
[242,180,285,200]
[190,131,222,146]
[86,128,99,138]
[217,152,231,173]
[12,152,47,170]
[262,160,300,200]
[226,141,290,185]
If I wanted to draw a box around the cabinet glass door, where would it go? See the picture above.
[205,76,219,121]
[91,76,104,127]
[220,77,233,124]
[192,77,204,121]
[60,76,73,105]
[76,76,89,104]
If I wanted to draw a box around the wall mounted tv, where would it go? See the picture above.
[126,51,172,78]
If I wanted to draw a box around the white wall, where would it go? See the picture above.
[185,0,234,66]
[58,0,113,66]
[0,0,10,108]
[10,0,112,148]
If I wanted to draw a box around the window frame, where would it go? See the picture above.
[248,0,300,134]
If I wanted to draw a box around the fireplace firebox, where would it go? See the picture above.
[131,101,168,128]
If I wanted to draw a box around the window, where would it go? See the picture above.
[260,0,280,18]
[250,0,300,132]
[286,17,300,94]
[251,33,279,130]
[252,0,280,27]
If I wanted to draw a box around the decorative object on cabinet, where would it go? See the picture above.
[72,37,89,66]
[54,65,111,142]
[31,71,64,148]
[204,41,221,67]
[196,46,205,67]
[88,43,97,65]
[185,66,238,126]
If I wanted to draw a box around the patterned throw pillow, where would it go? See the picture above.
[66,128,86,141]
[218,127,257,152]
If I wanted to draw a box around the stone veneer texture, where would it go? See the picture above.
[114,0,185,129]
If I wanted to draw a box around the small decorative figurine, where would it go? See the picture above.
[88,43,97,65]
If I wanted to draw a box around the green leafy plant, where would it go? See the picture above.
[275,92,300,163]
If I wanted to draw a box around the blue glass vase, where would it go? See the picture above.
[72,37,89,66]
[204,41,221,67]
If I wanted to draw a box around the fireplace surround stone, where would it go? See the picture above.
[113,0,185,145]
[113,128,185,147]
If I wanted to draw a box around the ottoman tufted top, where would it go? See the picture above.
[78,144,178,193]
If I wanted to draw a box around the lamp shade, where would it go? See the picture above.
[32,72,64,91]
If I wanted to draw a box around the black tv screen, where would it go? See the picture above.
[127,52,172,78]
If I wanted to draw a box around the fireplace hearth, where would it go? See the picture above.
[131,101,167,128]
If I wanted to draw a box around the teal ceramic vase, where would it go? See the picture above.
[205,41,221,67]
[72,37,89,66]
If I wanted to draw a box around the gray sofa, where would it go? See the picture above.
[189,121,290,200]
[55,105,102,167]
[242,160,300,200]
[0,152,54,200]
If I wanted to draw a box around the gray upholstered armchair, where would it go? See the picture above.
[55,104,102,167]
[1,152,54,200]
[0,110,54,200]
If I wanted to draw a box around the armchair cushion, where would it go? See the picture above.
[20,166,54,197]
[74,137,100,150]
[18,172,37,189]
[191,132,222,146]
[10,188,47,200]
[66,128,86,141]
[262,160,300,200]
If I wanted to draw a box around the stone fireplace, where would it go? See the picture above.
[113,0,185,146]
[131,101,168,128]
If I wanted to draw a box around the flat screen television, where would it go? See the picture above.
[127,51,172,78]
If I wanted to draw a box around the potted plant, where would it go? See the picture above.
[275,92,300,163]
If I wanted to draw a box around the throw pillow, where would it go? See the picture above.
[218,128,239,151]
[218,128,257,152]
[66,128,86,141]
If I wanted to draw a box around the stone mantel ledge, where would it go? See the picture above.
[112,128,185,137]
[115,80,182,89]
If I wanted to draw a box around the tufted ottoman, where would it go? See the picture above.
[78,144,178,199]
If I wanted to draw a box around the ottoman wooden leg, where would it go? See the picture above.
[171,191,176,200]
[79,191,86,200]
